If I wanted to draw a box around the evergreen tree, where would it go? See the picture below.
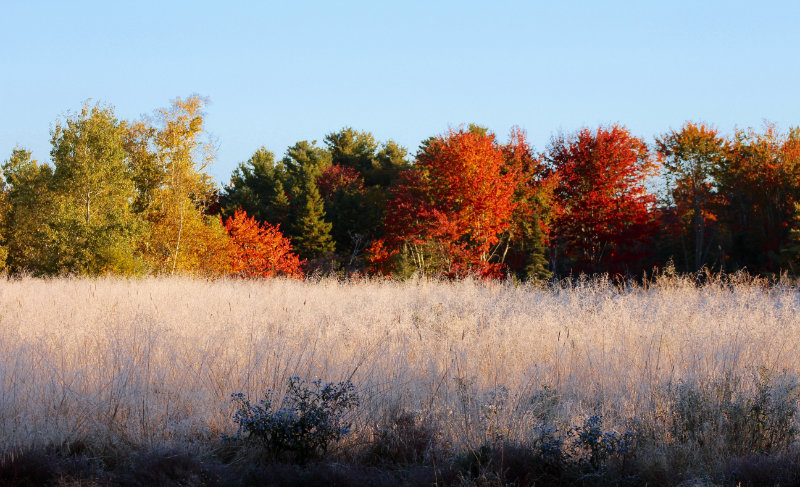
[325,127,409,188]
[221,147,291,227]
[279,141,335,261]
[290,167,335,260]
[325,128,378,182]
[283,140,331,185]
[323,128,409,261]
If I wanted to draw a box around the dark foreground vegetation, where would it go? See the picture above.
[3,369,800,487]
[3,421,800,486]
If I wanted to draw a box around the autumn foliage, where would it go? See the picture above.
[224,208,304,278]
[316,163,363,199]
[7,94,800,280]
[655,122,725,272]
[499,128,558,279]
[548,125,658,275]
[370,128,517,278]
[718,125,800,272]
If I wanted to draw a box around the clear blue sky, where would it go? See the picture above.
[2,0,799,184]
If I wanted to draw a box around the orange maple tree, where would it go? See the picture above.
[368,128,518,278]
[224,208,305,278]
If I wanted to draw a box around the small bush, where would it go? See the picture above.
[229,377,359,461]
[572,415,634,471]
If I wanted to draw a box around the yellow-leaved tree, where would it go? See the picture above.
[141,95,231,275]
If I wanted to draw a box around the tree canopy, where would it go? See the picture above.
[4,97,800,280]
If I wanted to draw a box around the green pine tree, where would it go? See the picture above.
[522,220,552,280]
[291,169,334,260]
[323,128,409,261]
[221,147,291,227]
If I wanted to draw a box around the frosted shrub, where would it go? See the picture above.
[572,415,634,471]
[229,377,359,461]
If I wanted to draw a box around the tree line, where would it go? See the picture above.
[3,96,800,279]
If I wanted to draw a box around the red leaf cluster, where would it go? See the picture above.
[316,163,364,199]
[224,209,305,278]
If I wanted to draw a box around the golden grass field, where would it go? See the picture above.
[1,275,799,483]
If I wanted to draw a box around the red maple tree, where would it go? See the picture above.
[548,125,658,275]
[224,208,305,278]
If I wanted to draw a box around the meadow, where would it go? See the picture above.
[1,274,799,486]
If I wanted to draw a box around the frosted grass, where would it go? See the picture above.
[0,275,798,454]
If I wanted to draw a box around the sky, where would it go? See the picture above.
[2,0,800,185]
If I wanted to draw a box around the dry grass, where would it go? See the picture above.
[0,274,798,478]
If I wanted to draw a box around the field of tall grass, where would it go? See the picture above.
[1,274,799,485]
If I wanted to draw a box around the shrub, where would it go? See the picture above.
[571,415,634,473]
[228,377,359,461]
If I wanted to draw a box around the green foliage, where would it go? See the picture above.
[283,140,331,184]
[48,101,145,275]
[2,101,148,277]
[325,127,409,188]
[325,128,379,182]
[522,220,552,280]
[229,377,359,461]
[322,128,409,264]
[2,148,56,273]
[221,147,291,228]
[275,141,336,261]
[290,169,335,260]
[123,121,162,214]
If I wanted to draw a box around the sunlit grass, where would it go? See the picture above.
[0,274,798,478]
